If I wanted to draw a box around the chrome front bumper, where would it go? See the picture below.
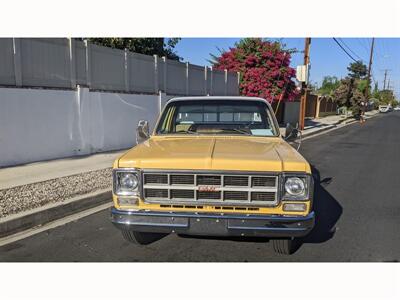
[111,208,315,238]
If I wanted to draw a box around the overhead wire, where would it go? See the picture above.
[332,38,358,62]
[338,38,364,62]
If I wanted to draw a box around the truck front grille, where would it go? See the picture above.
[144,174,168,185]
[170,189,195,199]
[170,174,194,185]
[224,176,248,186]
[197,175,221,186]
[144,188,168,198]
[142,171,279,206]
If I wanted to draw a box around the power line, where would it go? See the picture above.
[356,38,370,56]
[332,38,358,62]
[338,38,364,62]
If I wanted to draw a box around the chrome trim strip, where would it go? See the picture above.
[141,169,281,175]
[112,208,315,222]
[117,222,188,228]
[227,226,307,231]
[143,184,277,192]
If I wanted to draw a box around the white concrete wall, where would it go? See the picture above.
[0,87,165,167]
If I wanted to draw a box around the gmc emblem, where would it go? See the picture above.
[198,185,217,192]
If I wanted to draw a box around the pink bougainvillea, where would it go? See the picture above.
[212,38,298,103]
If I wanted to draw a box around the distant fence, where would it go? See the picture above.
[317,96,337,117]
[0,38,240,96]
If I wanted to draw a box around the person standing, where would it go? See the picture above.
[359,101,366,124]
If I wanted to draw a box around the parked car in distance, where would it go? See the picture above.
[379,105,391,113]
[393,106,400,111]
[111,96,315,255]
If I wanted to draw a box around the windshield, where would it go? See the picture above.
[156,100,279,136]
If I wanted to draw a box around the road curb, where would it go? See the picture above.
[301,120,356,138]
[302,112,379,139]
[0,189,111,238]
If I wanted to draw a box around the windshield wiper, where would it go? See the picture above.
[220,128,251,135]
[174,129,198,134]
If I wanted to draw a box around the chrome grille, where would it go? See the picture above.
[224,176,248,186]
[197,175,221,185]
[224,191,248,201]
[251,176,276,187]
[142,171,278,206]
[170,174,194,185]
[144,174,168,185]
[171,189,195,199]
[144,188,168,198]
[197,191,221,200]
[251,191,276,202]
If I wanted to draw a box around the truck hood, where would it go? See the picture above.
[117,136,310,173]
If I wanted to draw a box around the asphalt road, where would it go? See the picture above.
[1,112,399,262]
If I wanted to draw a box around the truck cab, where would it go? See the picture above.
[111,96,315,255]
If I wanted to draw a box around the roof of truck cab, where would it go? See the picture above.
[166,96,271,105]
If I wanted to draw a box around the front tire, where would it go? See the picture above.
[272,238,299,255]
[121,230,166,245]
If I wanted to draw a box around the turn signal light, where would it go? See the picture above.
[283,203,306,212]
[117,197,139,207]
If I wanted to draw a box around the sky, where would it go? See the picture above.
[174,38,400,98]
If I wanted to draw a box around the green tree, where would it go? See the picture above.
[86,38,181,60]
[334,77,365,111]
[377,89,396,105]
[334,61,370,113]
[372,82,380,99]
[317,76,340,98]
[357,79,369,96]
[347,60,367,79]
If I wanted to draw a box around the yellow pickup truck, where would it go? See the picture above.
[111,96,314,255]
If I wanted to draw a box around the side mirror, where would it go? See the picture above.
[284,123,298,142]
[136,120,149,144]
[284,123,302,151]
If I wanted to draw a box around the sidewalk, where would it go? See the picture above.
[0,149,127,190]
[280,110,379,136]
[0,150,126,223]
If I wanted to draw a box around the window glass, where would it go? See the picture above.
[157,100,278,136]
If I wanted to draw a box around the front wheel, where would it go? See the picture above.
[272,238,299,255]
[121,230,166,245]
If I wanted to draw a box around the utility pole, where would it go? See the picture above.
[383,70,387,90]
[365,37,375,100]
[299,37,311,131]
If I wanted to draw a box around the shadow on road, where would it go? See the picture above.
[301,165,343,244]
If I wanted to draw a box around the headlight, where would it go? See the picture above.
[285,177,305,196]
[113,169,140,196]
[120,173,138,190]
[282,175,310,200]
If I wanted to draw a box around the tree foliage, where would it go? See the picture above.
[211,38,298,102]
[334,77,365,110]
[332,61,371,111]
[317,76,340,98]
[347,60,367,79]
[376,89,396,105]
[87,38,181,60]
